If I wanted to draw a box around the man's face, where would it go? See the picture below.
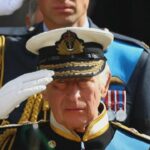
[45,76,103,132]
[38,0,89,28]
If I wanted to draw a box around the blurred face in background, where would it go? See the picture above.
[38,0,90,29]
[26,5,43,28]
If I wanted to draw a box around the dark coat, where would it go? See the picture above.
[0,121,149,150]
[1,19,150,135]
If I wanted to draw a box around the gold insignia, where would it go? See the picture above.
[56,30,84,55]
[48,140,56,149]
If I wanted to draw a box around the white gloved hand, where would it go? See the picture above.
[0,69,54,119]
[0,0,24,16]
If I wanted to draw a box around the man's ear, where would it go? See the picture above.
[101,73,111,98]
[25,15,31,29]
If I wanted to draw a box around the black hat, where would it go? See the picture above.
[26,27,113,79]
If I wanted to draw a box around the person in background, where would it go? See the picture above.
[26,0,43,28]
[88,0,150,46]
[0,0,42,36]
[0,0,150,136]
[0,27,149,150]
[0,0,27,35]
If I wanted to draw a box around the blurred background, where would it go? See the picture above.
[0,0,149,45]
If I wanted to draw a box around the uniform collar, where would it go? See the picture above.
[50,102,109,142]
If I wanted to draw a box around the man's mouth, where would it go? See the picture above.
[53,5,74,13]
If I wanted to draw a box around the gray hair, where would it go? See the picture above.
[96,63,111,87]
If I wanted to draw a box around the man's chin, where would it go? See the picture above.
[74,126,87,133]
[55,16,77,26]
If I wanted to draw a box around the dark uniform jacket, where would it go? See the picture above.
[0,105,149,150]
[0,19,150,135]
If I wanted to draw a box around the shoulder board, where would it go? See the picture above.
[111,121,150,143]
[0,36,5,87]
[110,76,124,85]
[113,32,150,52]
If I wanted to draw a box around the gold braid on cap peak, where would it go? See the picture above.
[40,59,105,78]
[0,36,5,87]
[40,60,104,69]
[54,62,102,77]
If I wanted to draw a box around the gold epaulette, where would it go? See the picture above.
[0,92,50,149]
[0,35,50,149]
[110,76,124,85]
[0,128,17,150]
[0,120,48,149]
[19,93,50,124]
[111,121,150,141]
[0,35,5,87]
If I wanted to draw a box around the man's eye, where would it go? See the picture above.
[57,80,66,84]
[53,80,67,90]
[54,79,65,83]
[78,78,91,82]
[80,79,89,82]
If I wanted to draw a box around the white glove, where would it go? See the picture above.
[0,69,54,119]
[0,0,24,16]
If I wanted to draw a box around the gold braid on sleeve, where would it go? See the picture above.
[0,35,5,87]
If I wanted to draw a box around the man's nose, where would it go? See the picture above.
[66,84,81,101]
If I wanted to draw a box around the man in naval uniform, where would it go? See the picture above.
[0,0,150,135]
[0,27,149,150]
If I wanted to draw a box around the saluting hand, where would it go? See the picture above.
[0,69,54,119]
